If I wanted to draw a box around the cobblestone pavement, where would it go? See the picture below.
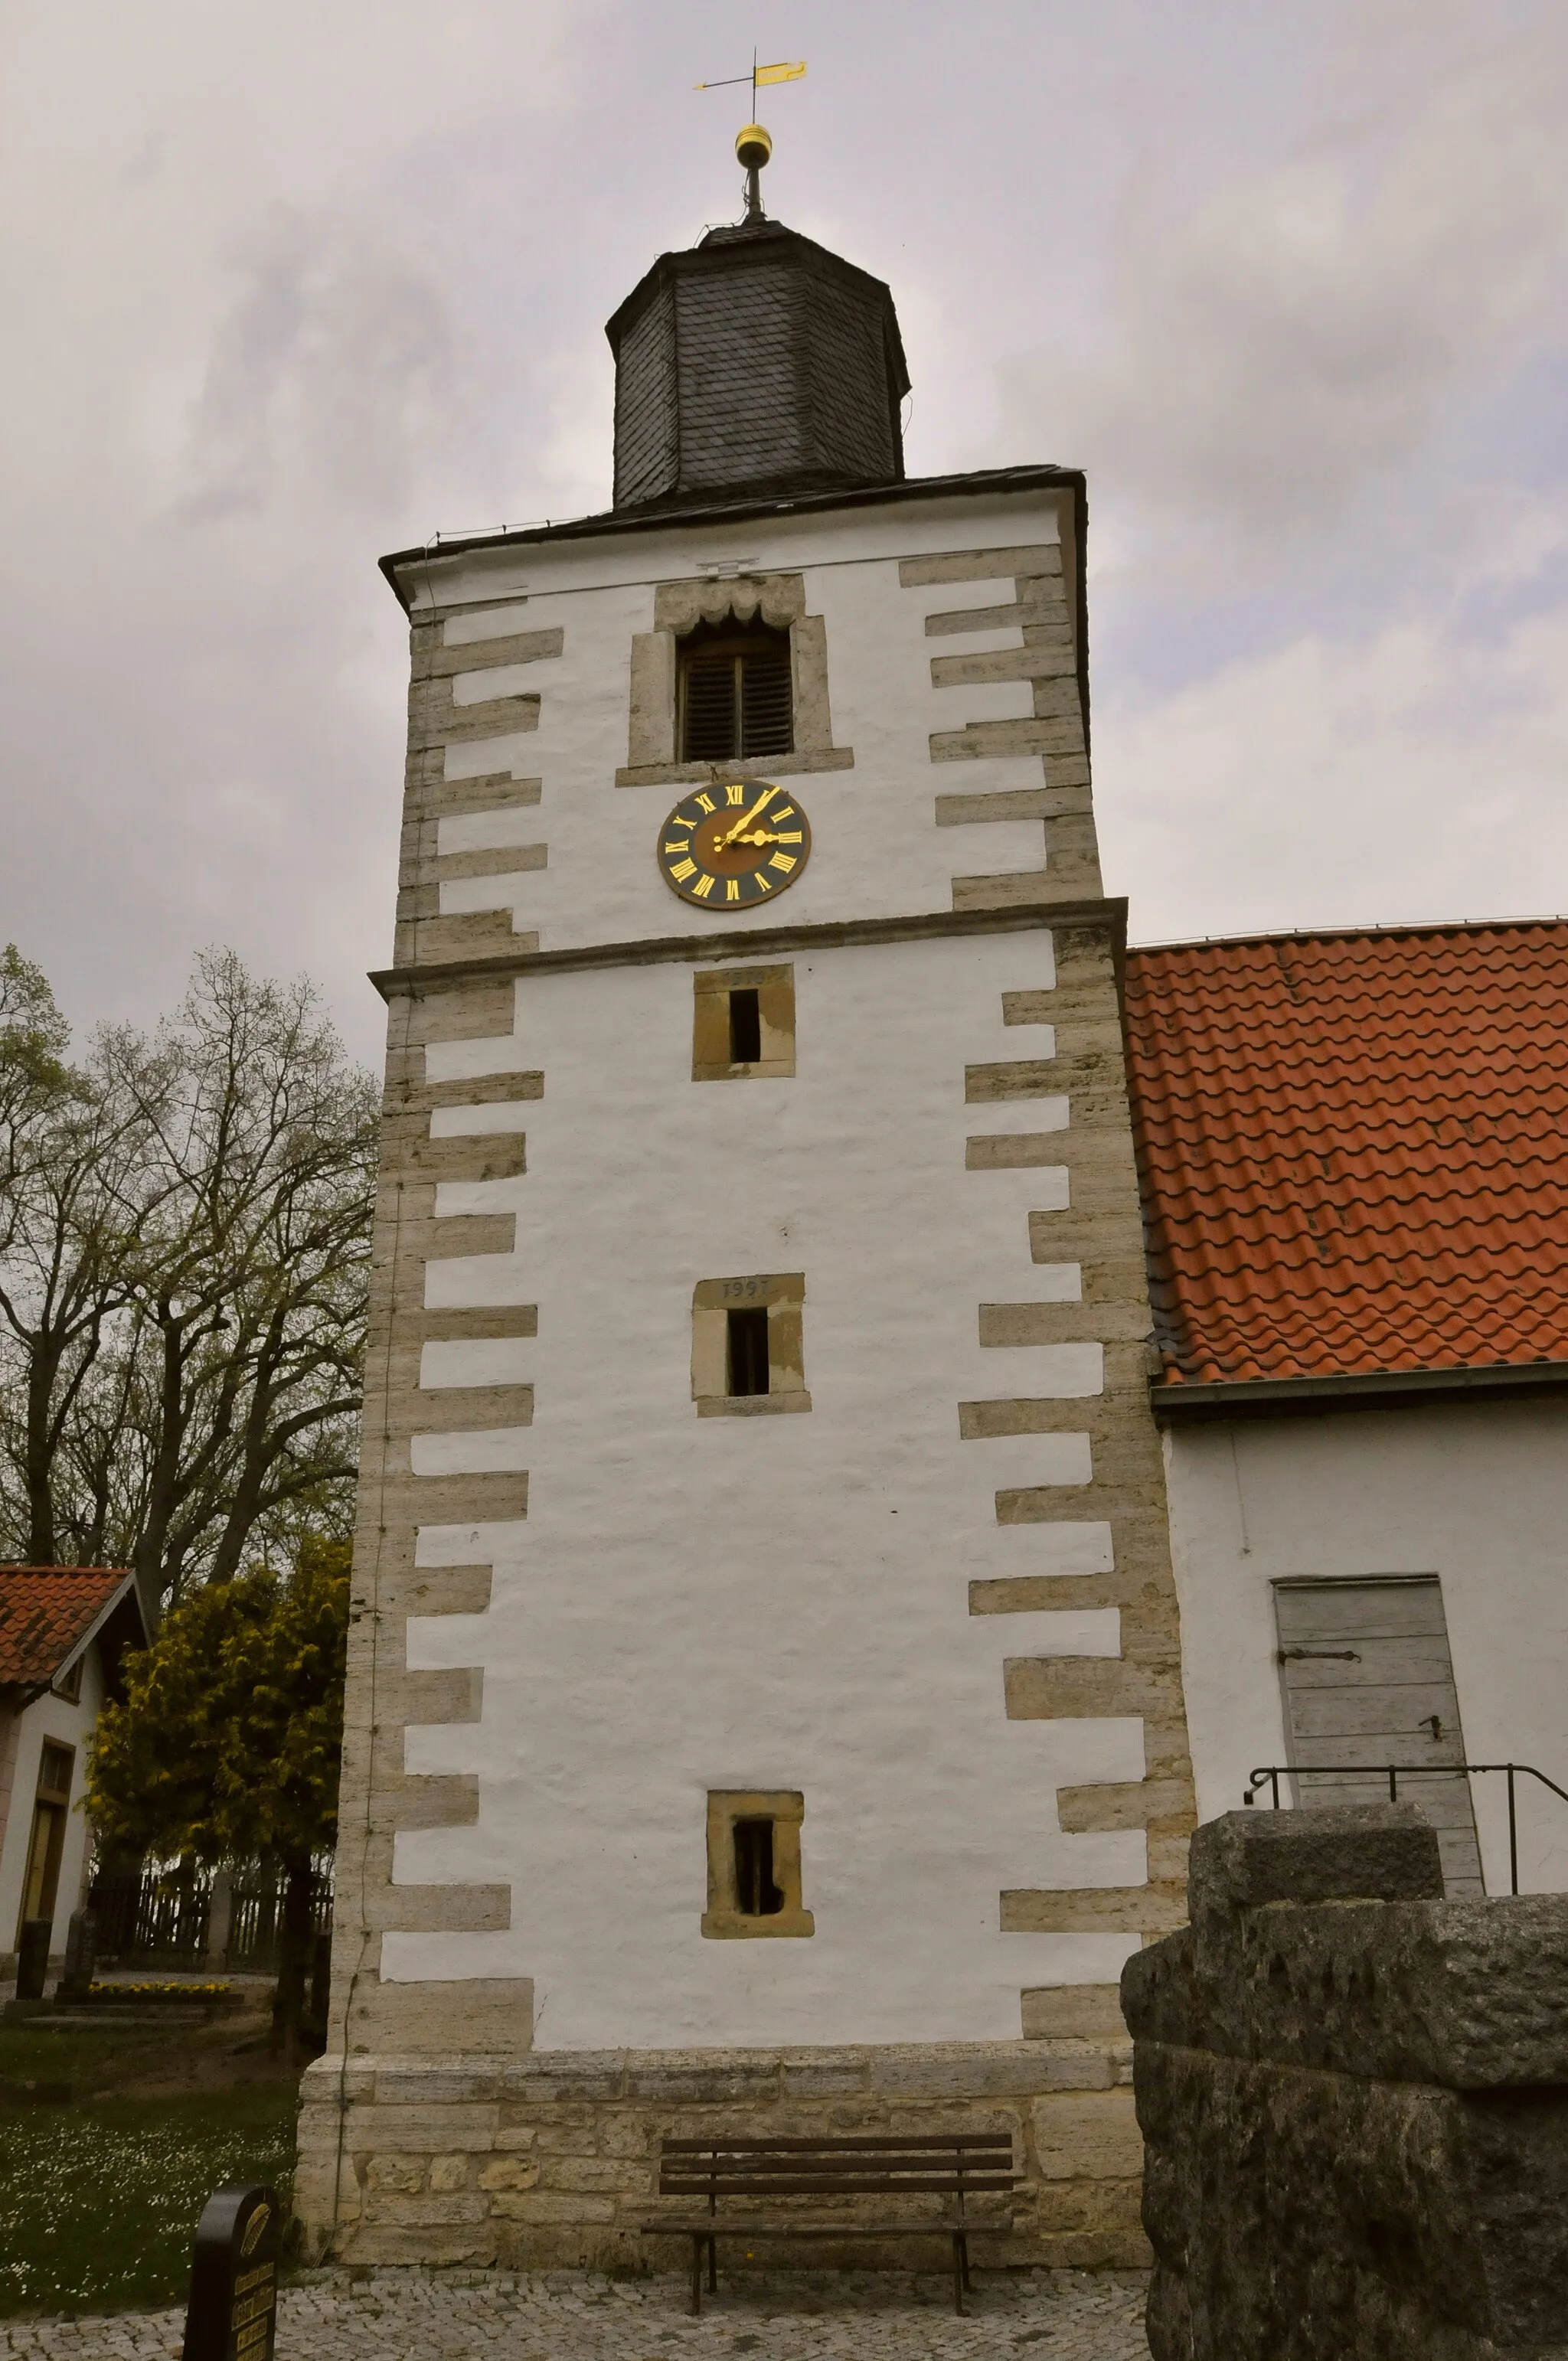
[0,2267,1149,2360]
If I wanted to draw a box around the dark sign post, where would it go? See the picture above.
[182,2183,279,2361]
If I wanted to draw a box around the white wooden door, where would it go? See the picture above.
[1273,1576,1483,1894]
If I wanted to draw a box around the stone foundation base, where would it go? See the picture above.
[296,2010,1147,2271]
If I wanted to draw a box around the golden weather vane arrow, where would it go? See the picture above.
[694,53,806,222]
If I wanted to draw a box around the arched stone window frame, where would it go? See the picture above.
[619,572,851,786]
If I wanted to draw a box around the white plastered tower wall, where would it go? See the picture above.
[298,476,1197,2268]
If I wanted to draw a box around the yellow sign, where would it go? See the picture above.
[756,61,806,85]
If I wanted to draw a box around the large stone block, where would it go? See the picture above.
[1031,2092,1143,2180]
[1129,1806,1568,2359]
[475,2157,540,2190]
[1187,1803,1443,1936]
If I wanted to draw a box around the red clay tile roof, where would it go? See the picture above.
[0,1566,132,1688]
[1123,919,1568,1387]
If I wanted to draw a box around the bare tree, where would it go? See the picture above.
[0,950,151,1565]
[98,949,377,1615]
[0,946,377,1618]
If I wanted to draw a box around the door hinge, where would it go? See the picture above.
[1276,1647,1361,1662]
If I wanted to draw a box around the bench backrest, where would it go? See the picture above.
[658,2134,1017,2203]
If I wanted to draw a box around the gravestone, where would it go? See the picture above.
[57,1908,97,2002]
[181,2183,279,2361]
[14,1919,51,2002]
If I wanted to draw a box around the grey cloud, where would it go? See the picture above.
[4,0,1565,1068]
[183,208,459,519]
[998,15,1568,537]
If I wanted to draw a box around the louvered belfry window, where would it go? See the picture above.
[678,619,794,763]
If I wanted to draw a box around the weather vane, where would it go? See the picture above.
[694,53,806,223]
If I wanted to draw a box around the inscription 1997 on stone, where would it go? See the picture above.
[181,2182,279,2361]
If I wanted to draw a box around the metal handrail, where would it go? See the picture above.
[1244,1762,1568,1896]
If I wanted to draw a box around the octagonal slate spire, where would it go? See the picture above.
[605,218,910,513]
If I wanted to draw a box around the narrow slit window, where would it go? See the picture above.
[732,1818,784,1915]
[727,1306,769,1397]
[678,619,794,762]
[727,988,762,1064]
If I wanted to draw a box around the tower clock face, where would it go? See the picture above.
[656,781,812,909]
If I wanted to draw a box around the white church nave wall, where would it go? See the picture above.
[1165,1399,1568,1897]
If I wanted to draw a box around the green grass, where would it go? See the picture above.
[0,2023,162,2098]
[0,2084,297,2317]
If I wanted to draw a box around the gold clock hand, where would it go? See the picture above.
[719,785,777,847]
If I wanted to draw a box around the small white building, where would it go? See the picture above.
[1125,920,1568,1899]
[0,1566,147,1977]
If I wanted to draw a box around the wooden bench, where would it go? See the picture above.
[640,2132,1018,2315]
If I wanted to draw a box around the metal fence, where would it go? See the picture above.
[89,1857,333,1971]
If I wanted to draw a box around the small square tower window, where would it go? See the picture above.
[678,618,793,762]
[702,1791,814,1938]
[691,964,795,1081]
[691,1274,809,1417]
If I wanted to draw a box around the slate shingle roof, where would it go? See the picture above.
[606,218,908,511]
[1122,919,1568,1387]
[0,1566,132,1687]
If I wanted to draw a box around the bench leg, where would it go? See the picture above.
[952,2232,965,2317]
[959,2229,973,2291]
[690,2235,704,2316]
[707,2234,717,2294]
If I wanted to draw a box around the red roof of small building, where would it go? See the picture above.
[1123,919,1568,1388]
[0,1566,136,1688]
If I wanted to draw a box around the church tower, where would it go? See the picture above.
[299,130,1197,2272]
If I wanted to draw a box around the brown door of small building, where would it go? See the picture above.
[1273,1576,1483,1894]
[17,1739,75,1942]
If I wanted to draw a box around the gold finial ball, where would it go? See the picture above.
[736,122,773,171]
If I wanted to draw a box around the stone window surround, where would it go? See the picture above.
[691,962,796,1082]
[701,1788,815,1939]
[619,573,850,789]
[691,1272,809,1418]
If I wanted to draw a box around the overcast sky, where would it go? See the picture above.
[3,0,1565,1064]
